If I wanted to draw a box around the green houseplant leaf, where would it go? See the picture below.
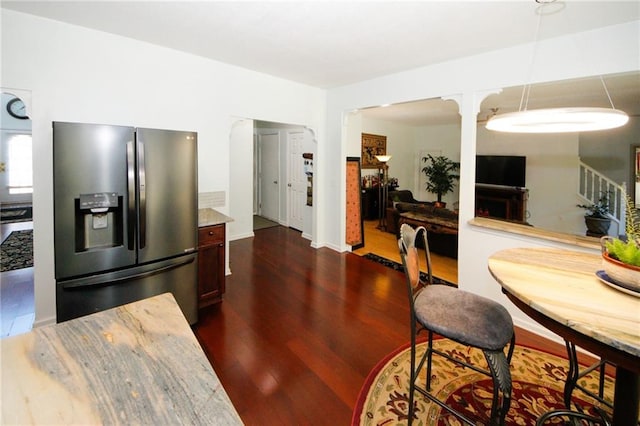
[605,238,640,267]
[420,154,460,203]
[604,192,640,267]
[577,191,612,218]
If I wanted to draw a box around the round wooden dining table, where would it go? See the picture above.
[488,247,640,425]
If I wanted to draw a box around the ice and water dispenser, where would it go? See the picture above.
[74,192,124,251]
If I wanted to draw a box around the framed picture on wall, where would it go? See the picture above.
[361,133,387,169]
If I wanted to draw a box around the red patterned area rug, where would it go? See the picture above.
[352,339,614,425]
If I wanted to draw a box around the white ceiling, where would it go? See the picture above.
[3,0,639,125]
[4,0,639,88]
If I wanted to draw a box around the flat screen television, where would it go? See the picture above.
[476,155,526,188]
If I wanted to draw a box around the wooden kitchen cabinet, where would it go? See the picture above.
[198,224,226,309]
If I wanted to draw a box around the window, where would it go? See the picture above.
[7,133,33,194]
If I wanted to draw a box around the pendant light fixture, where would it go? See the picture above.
[486,0,629,133]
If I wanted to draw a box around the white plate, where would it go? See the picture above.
[595,270,640,298]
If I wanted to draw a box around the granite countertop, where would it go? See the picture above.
[199,208,234,227]
[1,293,243,425]
[488,247,640,358]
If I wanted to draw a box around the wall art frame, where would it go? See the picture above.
[361,133,387,169]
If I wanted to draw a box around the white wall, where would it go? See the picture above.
[326,21,640,341]
[361,117,417,196]
[229,118,255,242]
[1,9,325,326]
[476,129,582,234]
[413,123,462,207]
[359,117,463,207]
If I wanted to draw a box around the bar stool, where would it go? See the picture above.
[536,341,613,425]
[398,224,515,425]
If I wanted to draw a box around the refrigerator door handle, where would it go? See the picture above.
[60,255,196,289]
[138,139,147,249]
[126,140,136,250]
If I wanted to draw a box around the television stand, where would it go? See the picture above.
[475,185,528,223]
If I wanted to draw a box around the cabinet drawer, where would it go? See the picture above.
[198,225,224,246]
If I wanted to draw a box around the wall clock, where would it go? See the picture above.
[6,97,28,120]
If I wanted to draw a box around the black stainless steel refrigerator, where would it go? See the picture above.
[53,122,198,324]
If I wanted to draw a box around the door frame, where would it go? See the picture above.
[256,131,280,222]
[286,130,305,232]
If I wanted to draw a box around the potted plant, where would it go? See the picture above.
[388,177,399,190]
[577,192,612,237]
[601,193,640,292]
[421,154,460,208]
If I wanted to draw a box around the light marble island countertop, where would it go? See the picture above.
[199,208,233,228]
[488,247,639,359]
[488,247,640,423]
[1,293,243,425]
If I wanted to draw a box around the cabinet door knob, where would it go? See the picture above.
[209,231,214,235]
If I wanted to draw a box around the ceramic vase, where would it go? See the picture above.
[601,236,640,291]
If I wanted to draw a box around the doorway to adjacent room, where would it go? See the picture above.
[1,90,34,338]
[253,121,311,233]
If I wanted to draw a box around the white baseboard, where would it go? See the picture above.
[228,232,254,241]
[33,315,56,329]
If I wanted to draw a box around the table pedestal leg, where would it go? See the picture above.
[612,367,639,425]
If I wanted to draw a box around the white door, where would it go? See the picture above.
[287,131,305,231]
[259,133,279,222]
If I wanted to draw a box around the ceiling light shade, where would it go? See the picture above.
[485,1,629,134]
[375,155,392,163]
[485,107,629,133]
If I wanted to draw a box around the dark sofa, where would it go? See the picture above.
[387,189,430,206]
[386,190,459,258]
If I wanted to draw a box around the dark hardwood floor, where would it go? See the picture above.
[193,225,596,425]
[194,226,408,424]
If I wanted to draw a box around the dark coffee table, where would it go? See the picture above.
[398,211,458,258]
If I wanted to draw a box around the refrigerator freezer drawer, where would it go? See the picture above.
[56,254,198,324]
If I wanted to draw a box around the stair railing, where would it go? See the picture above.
[578,160,627,237]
